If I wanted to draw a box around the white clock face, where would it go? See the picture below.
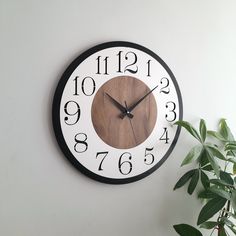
[52,41,183,184]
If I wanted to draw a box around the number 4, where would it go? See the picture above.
[159,127,169,144]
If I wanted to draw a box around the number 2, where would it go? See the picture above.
[160,77,170,94]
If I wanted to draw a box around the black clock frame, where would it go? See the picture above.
[52,41,183,184]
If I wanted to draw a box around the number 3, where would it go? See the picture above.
[165,101,177,122]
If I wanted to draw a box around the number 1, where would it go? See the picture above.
[147,60,151,77]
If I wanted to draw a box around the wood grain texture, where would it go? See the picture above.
[91,76,157,149]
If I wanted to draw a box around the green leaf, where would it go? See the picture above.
[206,145,227,161]
[197,197,227,225]
[226,151,236,159]
[201,171,210,189]
[199,119,207,142]
[208,186,231,200]
[226,151,236,157]
[173,224,203,236]
[219,119,235,142]
[220,217,234,227]
[201,164,214,172]
[207,131,226,141]
[205,148,220,178]
[199,149,210,167]
[220,171,234,185]
[228,225,236,234]
[229,141,236,144]
[187,170,199,195]
[175,121,202,142]
[228,158,236,164]
[226,143,236,157]
[198,189,218,199]
[181,145,203,166]
[200,221,218,229]
[174,169,196,190]
[225,143,236,152]
[233,163,236,175]
[225,212,236,219]
[231,190,236,212]
[209,179,233,187]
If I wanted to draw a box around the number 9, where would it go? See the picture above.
[64,101,80,125]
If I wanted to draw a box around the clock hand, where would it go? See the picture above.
[120,85,158,119]
[125,101,137,144]
[105,92,134,119]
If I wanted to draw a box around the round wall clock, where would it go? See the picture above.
[52,41,183,184]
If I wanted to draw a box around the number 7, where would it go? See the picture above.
[96,152,108,171]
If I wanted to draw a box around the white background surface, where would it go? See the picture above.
[1,0,236,235]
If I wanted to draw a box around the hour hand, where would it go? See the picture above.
[120,84,158,119]
[105,92,133,119]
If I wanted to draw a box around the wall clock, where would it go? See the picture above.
[52,41,183,184]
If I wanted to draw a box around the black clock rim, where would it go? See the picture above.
[52,41,183,185]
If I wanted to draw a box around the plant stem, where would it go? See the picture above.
[216,201,230,236]
[218,225,224,236]
[210,228,216,236]
[224,200,231,218]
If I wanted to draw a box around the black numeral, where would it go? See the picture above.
[117,51,138,74]
[73,76,79,95]
[96,152,108,171]
[160,77,170,94]
[165,101,177,122]
[74,133,88,153]
[81,76,96,96]
[159,128,169,144]
[73,76,96,96]
[119,152,132,175]
[117,51,122,73]
[64,101,80,125]
[144,147,154,165]
[96,56,109,75]
[147,60,151,77]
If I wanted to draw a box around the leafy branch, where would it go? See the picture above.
[173,119,236,236]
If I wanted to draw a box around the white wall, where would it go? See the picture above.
[1,0,236,235]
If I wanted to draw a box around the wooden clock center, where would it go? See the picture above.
[91,76,157,149]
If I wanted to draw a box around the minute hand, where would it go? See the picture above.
[122,85,158,117]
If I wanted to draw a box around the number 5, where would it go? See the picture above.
[144,147,154,165]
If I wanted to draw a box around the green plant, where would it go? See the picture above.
[173,119,236,236]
